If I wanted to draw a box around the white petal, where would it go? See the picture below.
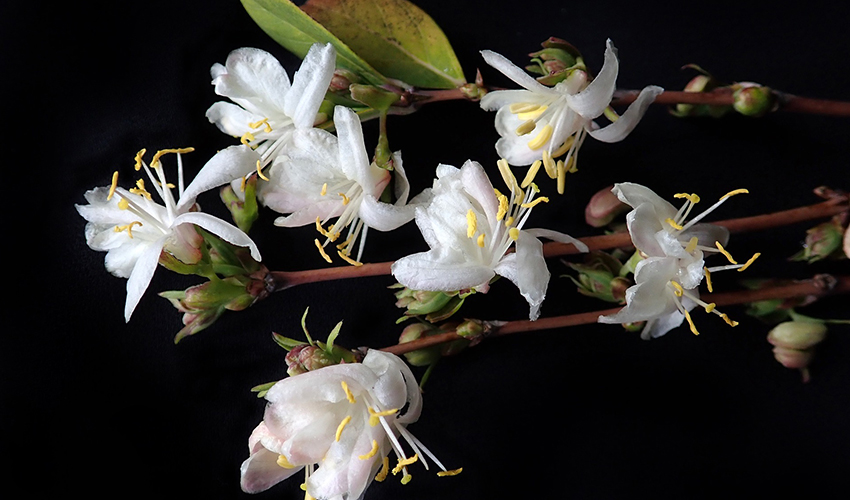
[272,200,344,227]
[284,43,336,129]
[177,146,260,210]
[240,446,302,494]
[333,106,376,186]
[587,85,663,143]
[480,50,558,95]
[524,227,589,252]
[640,311,685,340]
[363,350,422,423]
[213,47,291,116]
[205,101,262,137]
[624,203,667,256]
[682,223,730,249]
[358,195,417,231]
[392,248,495,292]
[459,160,499,227]
[172,212,261,261]
[499,231,550,320]
[612,182,676,216]
[566,39,618,118]
[124,237,167,321]
[480,89,541,111]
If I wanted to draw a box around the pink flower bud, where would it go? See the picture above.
[585,185,629,227]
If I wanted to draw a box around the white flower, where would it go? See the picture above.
[76,146,261,321]
[259,105,428,265]
[240,349,459,497]
[206,43,336,167]
[598,183,759,339]
[392,159,588,320]
[479,40,663,190]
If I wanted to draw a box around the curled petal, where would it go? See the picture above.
[177,145,260,210]
[172,212,261,261]
[524,227,589,253]
[205,102,261,138]
[240,445,303,494]
[495,231,550,320]
[587,85,663,143]
[566,39,619,118]
[358,195,418,232]
[480,89,543,112]
[392,248,495,292]
[212,47,291,116]
[480,50,558,96]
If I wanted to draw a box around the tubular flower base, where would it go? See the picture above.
[240,350,459,497]
[598,183,760,339]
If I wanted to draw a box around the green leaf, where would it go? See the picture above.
[272,332,309,351]
[240,0,388,86]
[301,0,465,89]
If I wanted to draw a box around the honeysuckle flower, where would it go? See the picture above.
[76,146,261,321]
[206,43,336,168]
[479,40,663,192]
[240,349,459,496]
[391,159,588,321]
[259,105,428,265]
[598,182,760,339]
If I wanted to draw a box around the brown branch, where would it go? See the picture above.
[380,275,850,355]
[269,196,847,291]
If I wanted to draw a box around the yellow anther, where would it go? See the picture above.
[715,241,738,264]
[665,218,684,230]
[341,381,356,404]
[737,252,761,272]
[704,267,713,293]
[256,160,269,181]
[497,158,519,193]
[315,217,330,237]
[527,124,553,150]
[338,193,350,205]
[520,197,549,209]
[720,313,739,327]
[114,221,143,239]
[240,132,256,147]
[368,407,398,427]
[521,160,542,188]
[515,120,536,136]
[375,457,390,482]
[496,194,509,221]
[392,454,419,475]
[720,188,749,200]
[107,171,119,200]
[556,159,566,195]
[151,147,194,167]
[566,155,578,173]
[240,176,247,192]
[541,150,557,179]
[338,250,364,267]
[129,179,152,200]
[314,239,332,263]
[530,182,540,194]
[118,198,130,210]
[704,303,716,313]
[517,105,548,121]
[466,209,477,238]
[551,136,575,158]
[276,454,296,469]
[134,149,147,171]
[513,188,526,206]
[477,233,486,248]
[684,309,700,335]
[670,281,684,297]
[401,474,413,485]
[674,193,701,204]
[335,416,351,442]
[509,227,520,241]
[320,183,328,196]
[509,102,541,114]
[437,468,463,477]
[504,216,515,228]
[685,236,699,254]
[358,440,380,460]
[336,235,354,250]
[248,117,273,133]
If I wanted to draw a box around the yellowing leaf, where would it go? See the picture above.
[302,0,466,89]
[240,0,388,86]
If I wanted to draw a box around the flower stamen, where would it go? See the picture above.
[341,381,356,403]
[335,416,351,442]
[714,241,738,264]
[466,209,477,238]
[375,457,390,482]
[527,124,553,150]
[358,440,380,460]
[314,239,332,263]
[521,160,542,188]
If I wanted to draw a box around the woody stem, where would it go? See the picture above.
[380,275,850,355]
[267,195,848,290]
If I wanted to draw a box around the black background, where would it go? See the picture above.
[6,0,850,498]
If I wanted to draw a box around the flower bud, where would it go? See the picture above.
[565,251,631,303]
[393,285,470,323]
[329,68,361,92]
[732,83,777,117]
[455,318,484,338]
[220,175,259,234]
[669,66,732,118]
[398,323,441,366]
[460,82,487,101]
[844,224,850,258]
[790,218,846,263]
[285,345,337,376]
[585,185,629,227]
[767,321,827,350]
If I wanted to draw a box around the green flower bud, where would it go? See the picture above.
[455,319,484,338]
[767,321,827,350]
[285,345,338,376]
[732,83,777,117]
[790,218,847,263]
[398,323,441,366]
[393,284,471,323]
[220,174,258,234]
[565,252,632,303]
